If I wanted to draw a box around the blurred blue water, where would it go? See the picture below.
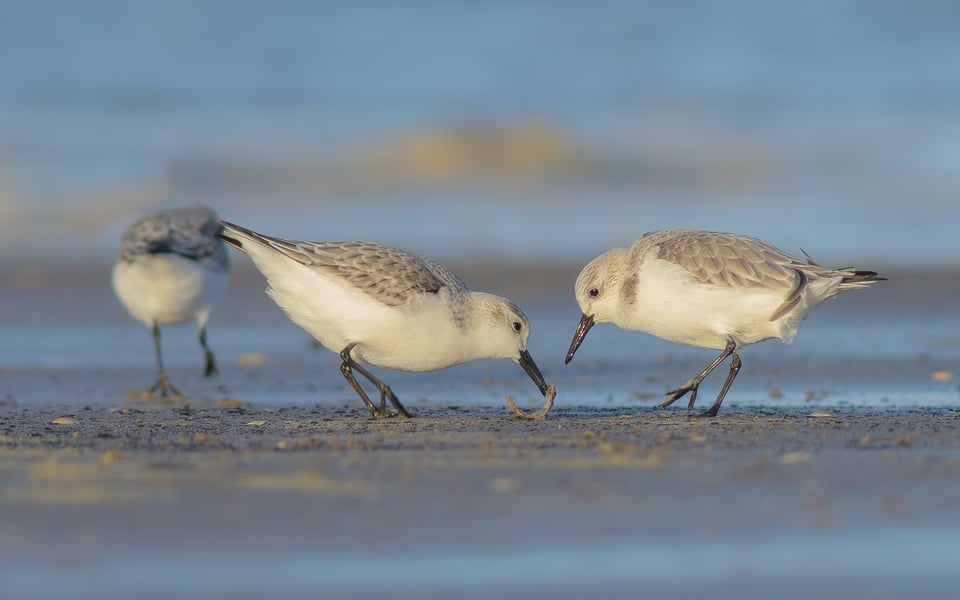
[1,0,959,265]
[5,527,960,599]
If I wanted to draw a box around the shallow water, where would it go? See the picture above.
[3,264,958,411]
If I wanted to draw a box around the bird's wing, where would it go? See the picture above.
[646,230,807,319]
[262,237,468,307]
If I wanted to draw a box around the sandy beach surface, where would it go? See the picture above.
[2,263,959,599]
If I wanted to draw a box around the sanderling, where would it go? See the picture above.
[216,221,551,418]
[565,229,884,416]
[112,205,230,397]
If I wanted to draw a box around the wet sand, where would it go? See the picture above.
[2,264,960,598]
[2,403,960,599]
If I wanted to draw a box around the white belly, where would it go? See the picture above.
[112,255,227,327]
[265,268,471,372]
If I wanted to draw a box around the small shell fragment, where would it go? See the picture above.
[779,452,812,465]
[505,385,556,420]
[489,477,521,493]
[99,450,124,464]
[238,353,268,368]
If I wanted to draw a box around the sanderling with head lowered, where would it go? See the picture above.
[112,205,230,397]
[565,229,884,416]
[216,221,552,419]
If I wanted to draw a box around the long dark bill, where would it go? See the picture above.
[518,349,549,396]
[564,313,595,365]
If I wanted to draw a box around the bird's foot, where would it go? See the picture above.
[661,379,700,409]
[364,387,411,419]
[204,353,219,377]
[147,376,184,399]
[377,385,411,418]
[687,407,720,419]
[368,407,412,419]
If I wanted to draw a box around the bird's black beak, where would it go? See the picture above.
[565,313,595,364]
[518,348,549,396]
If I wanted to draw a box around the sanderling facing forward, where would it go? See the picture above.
[565,230,884,416]
[216,221,550,418]
[113,205,230,397]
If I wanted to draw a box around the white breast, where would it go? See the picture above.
[112,254,227,327]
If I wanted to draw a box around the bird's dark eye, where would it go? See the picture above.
[513,321,522,332]
[589,287,599,297]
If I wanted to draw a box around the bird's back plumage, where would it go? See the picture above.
[217,222,467,307]
[118,204,230,272]
[644,230,804,293]
[635,230,883,325]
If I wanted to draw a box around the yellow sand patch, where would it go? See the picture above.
[235,471,379,499]
[3,484,178,506]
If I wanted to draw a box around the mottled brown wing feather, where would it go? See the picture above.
[264,238,467,307]
[648,230,808,320]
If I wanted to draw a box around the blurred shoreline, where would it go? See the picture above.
[2,1,959,269]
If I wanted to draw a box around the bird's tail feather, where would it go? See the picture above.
[800,250,885,291]
[838,269,886,290]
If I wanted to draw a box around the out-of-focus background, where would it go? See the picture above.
[2,0,958,268]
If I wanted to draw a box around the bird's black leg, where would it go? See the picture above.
[199,326,218,377]
[338,344,411,418]
[699,352,741,417]
[148,323,183,397]
[350,361,412,418]
[661,338,736,411]
[339,344,379,416]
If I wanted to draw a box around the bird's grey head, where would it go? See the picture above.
[474,294,533,354]
[118,204,229,272]
[473,294,549,396]
[572,249,629,322]
[566,248,627,365]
